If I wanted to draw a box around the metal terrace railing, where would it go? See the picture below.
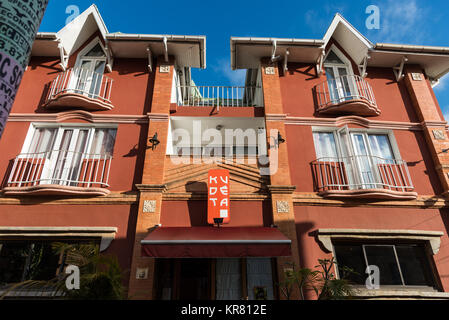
[46,68,113,105]
[6,150,112,189]
[176,85,263,107]
[315,74,376,110]
[311,155,414,192]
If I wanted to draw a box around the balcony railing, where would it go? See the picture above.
[315,75,379,115]
[176,85,263,108]
[172,145,260,157]
[5,150,112,192]
[311,155,414,197]
[45,68,113,109]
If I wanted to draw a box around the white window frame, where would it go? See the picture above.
[69,37,107,98]
[312,126,403,189]
[323,45,358,103]
[20,123,117,186]
[312,127,401,159]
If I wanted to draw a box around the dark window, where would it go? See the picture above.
[0,240,97,287]
[334,242,436,287]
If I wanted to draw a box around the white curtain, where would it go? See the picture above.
[368,134,394,160]
[216,258,241,300]
[89,128,117,156]
[28,128,57,153]
[246,258,274,300]
[313,132,338,159]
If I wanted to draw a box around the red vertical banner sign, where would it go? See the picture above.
[208,169,230,224]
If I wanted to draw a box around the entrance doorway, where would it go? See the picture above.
[154,258,277,300]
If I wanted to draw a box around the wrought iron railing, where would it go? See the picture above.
[311,155,413,192]
[46,68,113,104]
[6,150,112,189]
[176,85,263,107]
[315,75,376,110]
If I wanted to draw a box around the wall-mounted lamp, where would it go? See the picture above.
[148,133,160,150]
[213,218,224,228]
[271,131,286,149]
[442,148,449,153]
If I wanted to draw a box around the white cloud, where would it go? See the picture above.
[373,0,428,43]
[212,58,246,86]
[304,4,346,34]
[434,75,448,91]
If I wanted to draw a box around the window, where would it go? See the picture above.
[312,128,412,191]
[13,125,117,188]
[323,46,356,103]
[71,40,107,98]
[0,240,98,288]
[334,242,437,288]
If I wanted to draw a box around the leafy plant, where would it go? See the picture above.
[278,259,358,300]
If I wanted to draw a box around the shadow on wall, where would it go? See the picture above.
[186,181,208,226]
[295,221,316,270]
[121,123,149,190]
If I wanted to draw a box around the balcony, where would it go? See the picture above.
[311,155,417,200]
[314,75,380,116]
[2,150,112,196]
[44,68,114,111]
[176,85,263,108]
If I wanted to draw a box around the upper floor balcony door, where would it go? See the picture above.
[323,49,355,104]
[314,45,379,116]
[3,125,117,196]
[45,39,114,111]
[71,42,107,99]
[25,126,115,187]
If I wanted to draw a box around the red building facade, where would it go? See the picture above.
[1,6,449,300]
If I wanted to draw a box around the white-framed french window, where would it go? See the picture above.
[69,37,107,99]
[312,126,405,190]
[323,44,358,103]
[16,123,117,187]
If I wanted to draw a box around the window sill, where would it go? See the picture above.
[45,92,114,111]
[318,188,417,200]
[2,185,110,197]
[352,287,449,300]
[317,98,380,116]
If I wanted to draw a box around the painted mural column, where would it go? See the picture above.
[0,0,48,139]
[403,65,449,196]
[128,57,174,299]
[261,60,301,299]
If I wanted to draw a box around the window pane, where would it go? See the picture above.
[313,132,338,159]
[85,43,105,57]
[216,258,241,300]
[29,128,57,153]
[23,242,60,281]
[396,245,435,286]
[324,51,344,64]
[0,242,30,285]
[364,245,403,285]
[334,244,366,284]
[90,129,117,156]
[368,134,394,160]
[246,258,274,300]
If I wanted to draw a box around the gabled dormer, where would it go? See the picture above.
[43,5,114,111]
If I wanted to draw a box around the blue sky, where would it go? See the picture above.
[39,0,449,119]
